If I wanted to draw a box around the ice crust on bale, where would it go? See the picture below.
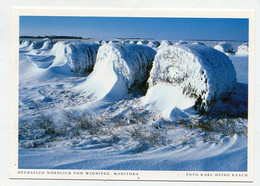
[80,43,156,99]
[50,41,100,74]
[236,43,248,55]
[147,41,160,48]
[158,40,173,48]
[147,44,237,112]
[214,41,233,53]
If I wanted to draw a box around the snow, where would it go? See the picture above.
[214,41,234,53]
[146,44,237,113]
[18,39,248,172]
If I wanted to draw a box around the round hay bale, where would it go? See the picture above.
[41,40,53,50]
[148,44,237,112]
[158,40,173,48]
[236,43,248,55]
[129,40,138,44]
[175,40,188,45]
[192,41,206,46]
[147,40,160,48]
[137,40,149,45]
[51,42,100,74]
[214,41,233,53]
[80,44,156,99]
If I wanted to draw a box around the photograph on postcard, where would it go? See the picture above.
[11,9,252,181]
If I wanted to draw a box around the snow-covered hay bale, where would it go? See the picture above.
[214,42,233,53]
[80,44,156,99]
[19,40,32,48]
[95,40,102,44]
[192,41,206,46]
[63,43,100,74]
[147,44,237,112]
[28,41,40,50]
[108,40,120,44]
[175,40,188,45]
[123,40,131,44]
[137,40,149,45]
[236,43,248,55]
[158,40,173,48]
[101,40,109,45]
[129,40,138,44]
[41,40,53,50]
[50,42,100,74]
[147,41,160,48]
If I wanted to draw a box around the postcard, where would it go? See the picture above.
[10,8,254,181]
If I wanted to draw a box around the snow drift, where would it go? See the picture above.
[145,44,237,114]
[214,42,233,53]
[236,43,248,55]
[78,44,156,99]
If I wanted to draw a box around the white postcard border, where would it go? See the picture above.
[10,8,255,182]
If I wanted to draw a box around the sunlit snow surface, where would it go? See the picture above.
[18,39,248,171]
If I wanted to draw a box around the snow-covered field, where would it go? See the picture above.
[18,38,248,171]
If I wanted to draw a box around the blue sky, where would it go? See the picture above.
[20,16,248,41]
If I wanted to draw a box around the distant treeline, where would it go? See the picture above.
[20,35,83,39]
